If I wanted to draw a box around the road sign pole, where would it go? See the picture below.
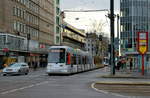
[137,32,148,76]
[142,54,144,75]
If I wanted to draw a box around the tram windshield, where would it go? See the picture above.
[48,48,65,63]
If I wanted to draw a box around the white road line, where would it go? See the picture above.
[91,83,129,98]
[0,81,49,95]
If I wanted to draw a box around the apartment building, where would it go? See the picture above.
[0,0,55,68]
[61,22,86,50]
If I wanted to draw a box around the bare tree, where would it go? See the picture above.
[88,19,109,57]
[89,19,106,35]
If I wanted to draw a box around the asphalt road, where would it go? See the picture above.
[0,68,127,98]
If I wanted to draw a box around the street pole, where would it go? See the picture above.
[142,55,144,75]
[117,14,119,44]
[110,0,115,75]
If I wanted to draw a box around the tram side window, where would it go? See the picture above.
[85,56,87,64]
[82,57,85,64]
[80,56,83,64]
[71,54,76,65]
[78,55,81,64]
[76,55,79,64]
[87,56,89,64]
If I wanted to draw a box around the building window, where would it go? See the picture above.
[56,26,60,34]
[13,21,17,31]
[56,36,60,43]
[56,7,60,15]
[13,6,17,16]
[56,16,60,25]
[17,22,20,32]
[56,0,60,5]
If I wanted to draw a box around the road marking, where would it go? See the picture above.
[91,83,128,98]
[0,81,49,95]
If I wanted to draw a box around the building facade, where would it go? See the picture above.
[85,33,100,57]
[0,0,55,68]
[85,33,109,65]
[85,33,108,57]
[54,0,61,45]
[120,0,150,71]
[61,22,86,50]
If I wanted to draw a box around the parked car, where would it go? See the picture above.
[2,62,29,76]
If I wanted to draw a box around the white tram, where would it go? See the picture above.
[46,46,96,75]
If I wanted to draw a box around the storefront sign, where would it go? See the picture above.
[2,48,9,52]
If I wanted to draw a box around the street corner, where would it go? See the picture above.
[91,82,128,98]
[91,81,150,97]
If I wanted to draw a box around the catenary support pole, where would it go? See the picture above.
[110,0,115,75]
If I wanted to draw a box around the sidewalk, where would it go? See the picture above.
[93,67,150,97]
[99,66,150,79]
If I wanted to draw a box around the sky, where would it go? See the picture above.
[60,0,120,37]
[60,0,120,11]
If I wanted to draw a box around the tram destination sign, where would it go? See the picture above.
[137,32,148,55]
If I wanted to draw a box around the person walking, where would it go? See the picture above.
[116,60,122,70]
[33,61,37,71]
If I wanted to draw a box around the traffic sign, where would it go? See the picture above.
[137,32,148,55]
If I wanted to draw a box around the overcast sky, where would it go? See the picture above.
[60,0,120,37]
[60,0,120,11]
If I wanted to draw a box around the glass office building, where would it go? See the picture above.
[120,0,150,72]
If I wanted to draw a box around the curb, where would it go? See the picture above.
[91,83,128,98]
[95,81,150,85]
[100,75,150,79]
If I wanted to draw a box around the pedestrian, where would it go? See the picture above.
[33,61,37,71]
[121,59,124,69]
[40,59,42,67]
[116,60,121,70]
[129,59,133,71]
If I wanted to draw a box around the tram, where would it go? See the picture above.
[46,46,96,75]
